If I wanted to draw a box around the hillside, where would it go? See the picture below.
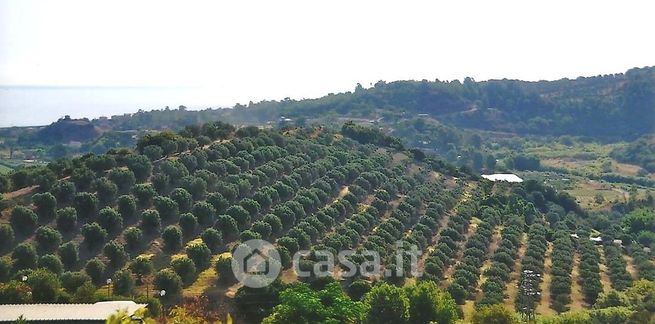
[0,121,653,323]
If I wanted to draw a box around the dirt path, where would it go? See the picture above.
[597,247,613,293]
[569,252,586,310]
[504,233,527,310]
[623,254,639,280]
[535,242,555,316]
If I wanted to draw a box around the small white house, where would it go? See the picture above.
[481,173,524,183]
[590,237,603,244]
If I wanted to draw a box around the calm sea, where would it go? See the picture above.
[0,86,230,127]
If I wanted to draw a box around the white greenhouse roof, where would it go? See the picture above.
[0,301,146,322]
[481,173,524,183]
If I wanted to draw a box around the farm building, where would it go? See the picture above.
[481,173,524,183]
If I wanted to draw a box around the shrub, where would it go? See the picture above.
[170,256,196,285]
[38,254,64,275]
[58,242,79,270]
[12,243,38,271]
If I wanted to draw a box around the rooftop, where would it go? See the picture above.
[0,301,146,322]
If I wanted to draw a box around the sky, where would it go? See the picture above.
[1,0,655,103]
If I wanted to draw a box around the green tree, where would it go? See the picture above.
[51,181,76,204]
[201,228,223,253]
[363,282,410,324]
[94,177,118,206]
[0,224,15,251]
[32,192,57,221]
[123,227,144,252]
[216,215,239,241]
[81,222,108,250]
[134,184,157,208]
[108,168,136,193]
[141,209,161,234]
[26,269,61,302]
[162,226,183,253]
[130,256,153,284]
[56,207,77,232]
[186,242,211,269]
[153,196,179,221]
[262,282,364,324]
[215,255,235,284]
[126,154,153,183]
[192,201,216,227]
[472,304,520,324]
[112,269,135,296]
[34,226,62,253]
[98,207,123,235]
[226,205,251,230]
[60,271,91,294]
[58,241,79,270]
[10,206,38,235]
[154,268,183,299]
[116,195,137,220]
[74,192,98,219]
[12,243,38,271]
[104,240,129,268]
[0,256,12,282]
[170,256,196,285]
[85,258,106,284]
[170,188,193,213]
[179,213,198,238]
[405,281,458,324]
[38,254,64,275]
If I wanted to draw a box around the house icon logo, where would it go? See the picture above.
[232,239,281,288]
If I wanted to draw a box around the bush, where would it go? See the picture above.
[215,255,235,284]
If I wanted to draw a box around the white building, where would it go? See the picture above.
[481,173,524,183]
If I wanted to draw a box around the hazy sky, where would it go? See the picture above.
[1,0,654,102]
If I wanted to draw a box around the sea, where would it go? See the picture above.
[0,86,232,127]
